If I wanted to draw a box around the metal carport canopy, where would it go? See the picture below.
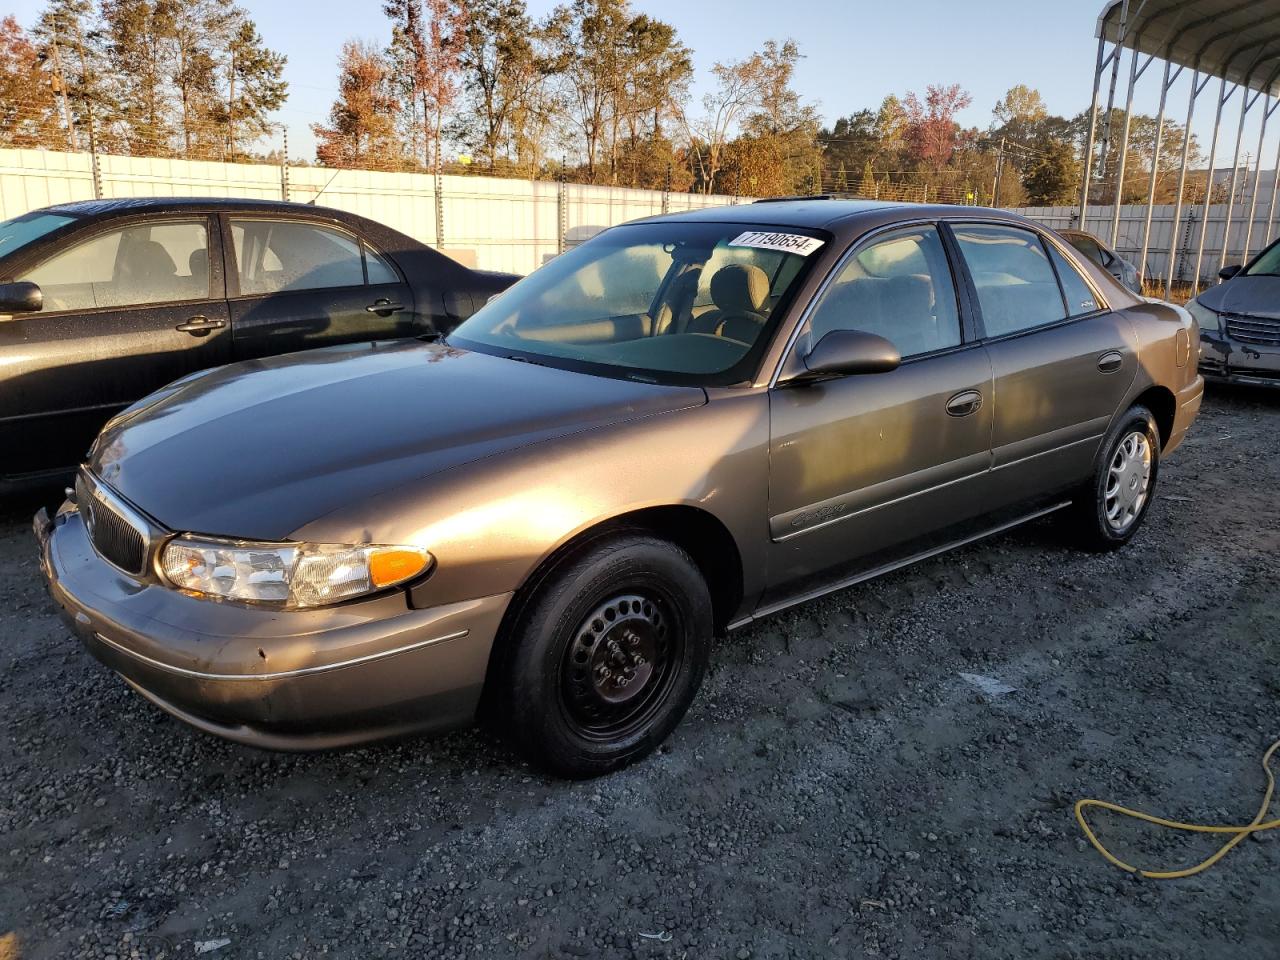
[1098,0,1280,96]
[1082,0,1280,298]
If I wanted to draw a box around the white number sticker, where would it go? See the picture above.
[728,231,825,257]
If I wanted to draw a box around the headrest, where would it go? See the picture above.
[117,239,177,282]
[189,247,209,279]
[710,263,769,315]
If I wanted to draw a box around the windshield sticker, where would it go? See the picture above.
[729,231,825,257]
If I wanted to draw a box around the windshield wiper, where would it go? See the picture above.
[505,353,548,367]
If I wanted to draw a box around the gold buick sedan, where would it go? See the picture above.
[38,200,1203,778]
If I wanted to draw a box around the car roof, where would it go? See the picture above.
[41,196,348,219]
[630,198,1045,234]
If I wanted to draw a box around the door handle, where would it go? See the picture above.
[945,390,983,417]
[175,316,226,337]
[366,299,405,316]
[1097,351,1123,374]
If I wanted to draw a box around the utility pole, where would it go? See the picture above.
[44,31,78,151]
[69,15,102,199]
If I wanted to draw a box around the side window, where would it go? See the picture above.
[952,224,1067,337]
[21,220,209,313]
[1067,234,1104,266]
[232,219,368,295]
[806,225,961,359]
[364,244,400,285]
[1047,243,1101,317]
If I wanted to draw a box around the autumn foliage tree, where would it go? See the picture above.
[312,40,402,169]
[0,16,64,148]
[903,83,973,173]
[384,0,466,172]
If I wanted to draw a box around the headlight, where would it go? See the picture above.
[159,537,432,608]
[1185,298,1220,332]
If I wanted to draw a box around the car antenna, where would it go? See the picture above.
[309,167,342,205]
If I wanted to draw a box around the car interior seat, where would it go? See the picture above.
[113,240,180,304]
[690,263,770,343]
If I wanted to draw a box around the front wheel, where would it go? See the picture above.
[496,533,713,779]
[1068,404,1161,551]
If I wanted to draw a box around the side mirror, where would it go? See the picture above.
[1218,264,1242,281]
[795,329,901,381]
[0,281,43,315]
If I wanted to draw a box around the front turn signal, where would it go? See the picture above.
[369,547,433,589]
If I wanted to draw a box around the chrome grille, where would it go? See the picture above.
[1225,313,1280,347]
[76,474,148,576]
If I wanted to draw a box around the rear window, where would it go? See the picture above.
[1048,244,1101,317]
[953,224,1067,337]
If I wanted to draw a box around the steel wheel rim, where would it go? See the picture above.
[560,591,683,741]
[1104,429,1152,533]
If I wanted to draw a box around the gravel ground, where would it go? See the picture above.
[1,386,1278,960]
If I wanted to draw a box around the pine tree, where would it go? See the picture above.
[99,0,176,154]
[858,159,875,198]
[222,11,287,159]
[32,0,106,151]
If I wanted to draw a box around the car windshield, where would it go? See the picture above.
[1244,241,1280,278]
[0,211,77,259]
[448,221,825,385]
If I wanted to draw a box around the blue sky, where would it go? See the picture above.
[9,0,1232,165]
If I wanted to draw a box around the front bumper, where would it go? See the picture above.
[36,506,511,750]
[1199,331,1280,387]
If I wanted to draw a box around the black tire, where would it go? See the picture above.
[1067,404,1161,551]
[497,533,713,779]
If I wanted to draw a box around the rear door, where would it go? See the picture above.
[0,214,229,479]
[224,216,416,360]
[765,223,994,603]
[947,221,1137,506]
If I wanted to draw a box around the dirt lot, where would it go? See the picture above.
[1,386,1278,960]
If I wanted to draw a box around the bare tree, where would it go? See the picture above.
[680,52,766,194]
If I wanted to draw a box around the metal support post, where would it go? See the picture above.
[1166,70,1208,298]
[1110,49,1155,247]
[1192,78,1236,294]
[1218,87,1262,273]
[1138,59,1182,287]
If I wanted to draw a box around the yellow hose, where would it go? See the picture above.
[1075,738,1280,879]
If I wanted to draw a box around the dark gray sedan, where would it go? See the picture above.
[37,200,1203,778]
[1192,236,1280,387]
[0,197,516,490]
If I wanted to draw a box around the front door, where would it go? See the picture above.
[225,216,416,360]
[0,215,229,480]
[765,223,994,605]
[947,222,1137,506]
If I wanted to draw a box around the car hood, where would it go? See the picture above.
[90,340,705,540]
[1198,275,1280,320]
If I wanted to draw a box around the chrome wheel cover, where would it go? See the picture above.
[1104,430,1152,533]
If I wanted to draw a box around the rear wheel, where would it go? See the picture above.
[1068,404,1160,551]
[497,534,713,778]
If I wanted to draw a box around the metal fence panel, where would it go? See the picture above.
[0,149,750,276]
[1019,201,1280,285]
